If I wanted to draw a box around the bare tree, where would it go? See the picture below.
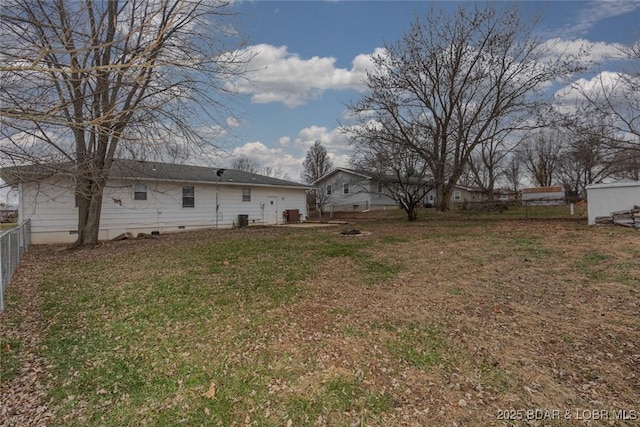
[569,41,640,151]
[610,148,640,181]
[302,140,333,219]
[301,140,333,184]
[518,130,563,187]
[349,122,432,221]
[557,127,615,196]
[467,119,521,201]
[345,3,582,211]
[502,154,523,197]
[261,166,289,180]
[0,0,245,247]
[232,155,259,173]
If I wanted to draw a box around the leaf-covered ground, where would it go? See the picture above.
[1,215,639,426]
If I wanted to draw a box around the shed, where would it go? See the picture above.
[586,181,640,225]
[521,186,565,206]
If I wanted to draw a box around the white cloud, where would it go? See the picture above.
[225,116,241,128]
[539,38,627,68]
[277,136,291,147]
[224,124,354,180]
[292,125,352,169]
[555,71,628,105]
[228,141,304,180]
[558,1,640,38]
[225,44,380,107]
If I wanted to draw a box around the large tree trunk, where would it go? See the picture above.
[406,205,418,221]
[74,178,106,247]
[435,183,448,212]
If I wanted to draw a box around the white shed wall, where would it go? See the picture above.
[586,182,640,225]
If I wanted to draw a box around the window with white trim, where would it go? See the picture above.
[343,183,349,194]
[133,183,147,200]
[182,186,194,208]
[454,190,462,201]
[326,185,332,195]
[242,188,251,202]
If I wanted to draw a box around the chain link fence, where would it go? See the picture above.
[1,220,31,311]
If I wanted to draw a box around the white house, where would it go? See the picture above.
[313,168,400,212]
[586,181,640,225]
[0,159,310,244]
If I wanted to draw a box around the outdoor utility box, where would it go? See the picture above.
[237,214,249,227]
[285,209,300,223]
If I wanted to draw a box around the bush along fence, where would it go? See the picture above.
[0,220,31,311]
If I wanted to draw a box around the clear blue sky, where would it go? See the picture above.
[208,0,639,182]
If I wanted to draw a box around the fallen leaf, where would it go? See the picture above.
[202,382,216,399]
[204,407,211,416]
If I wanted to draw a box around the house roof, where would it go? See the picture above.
[586,181,640,190]
[313,167,431,187]
[0,159,310,189]
[521,186,564,194]
[313,167,373,185]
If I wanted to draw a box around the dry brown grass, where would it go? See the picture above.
[1,215,638,426]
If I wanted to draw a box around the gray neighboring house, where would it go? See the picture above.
[313,168,514,212]
[0,159,310,244]
[313,168,400,212]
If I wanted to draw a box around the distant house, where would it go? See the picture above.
[428,185,487,207]
[424,185,517,208]
[521,186,566,206]
[0,159,310,244]
[313,168,506,212]
[495,188,519,203]
[313,168,399,212]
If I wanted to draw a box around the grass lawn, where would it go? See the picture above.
[1,209,638,426]
[0,222,18,232]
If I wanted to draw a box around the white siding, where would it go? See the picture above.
[316,170,399,212]
[19,177,78,243]
[324,171,372,211]
[369,181,397,208]
[586,182,640,225]
[19,176,307,244]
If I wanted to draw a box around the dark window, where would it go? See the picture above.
[133,183,147,200]
[326,185,332,195]
[343,184,349,194]
[182,186,194,208]
[242,188,251,202]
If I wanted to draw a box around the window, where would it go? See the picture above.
[343,183,349,194]
[378,182,383,193]
[326,185,332,195]
[133,183,147,201]
[242,188,251,202]
[453,190,462,201]
[182,186,194,208]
